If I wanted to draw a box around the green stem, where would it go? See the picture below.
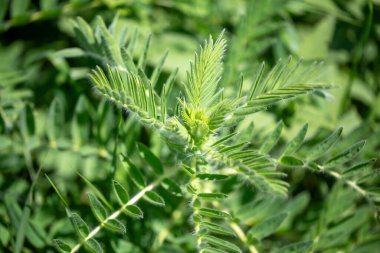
[327,170,367,198]
[277,160,371,205]
[229,222,259,253]
[69,172,173,253]
[190,158,203,250]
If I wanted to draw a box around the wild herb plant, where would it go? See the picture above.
[48,16,379,253]
[1,1,379,253]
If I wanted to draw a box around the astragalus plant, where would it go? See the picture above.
[51,16,379,253]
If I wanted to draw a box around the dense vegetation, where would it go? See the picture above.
[1,1,379,253]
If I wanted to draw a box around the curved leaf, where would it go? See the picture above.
[84,238,103,253]
[199,208,231,219]
[88,193,108,222]
[324,140,366,168]
[144,191,165,206]
[113,180,129,205]
[54,239,71,253]
[201,235,241,253]
[307,127,342,161]
[197,193,228,200]
[105,219,126,233]
[70,213,89,238]
[123,205,143,219]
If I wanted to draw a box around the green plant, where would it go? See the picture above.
[1,1,379,252]
[48,15,379,253]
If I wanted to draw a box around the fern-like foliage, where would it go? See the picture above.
[233,58,331,118]
[89,66,160,127]
[51,15,378,253]
[274,124,380,207]
[51,150,178,253]
[182,162,241,253]
[184,33,226,109]
[69,16,190,148]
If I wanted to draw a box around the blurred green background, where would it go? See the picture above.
[0,0,379,252]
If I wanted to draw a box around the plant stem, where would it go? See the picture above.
[190,158,203,250]
[278,161,371,205]
[327,170,367,198]
[229,222,259,253]
[69,172,171,253]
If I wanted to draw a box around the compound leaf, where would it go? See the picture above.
[324,140,366,168]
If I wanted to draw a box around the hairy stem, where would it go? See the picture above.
[190,158,203,250]
[327,170,368,197]
[278,161,371,204]
[229,222,259,253]
[308,162,370,200]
